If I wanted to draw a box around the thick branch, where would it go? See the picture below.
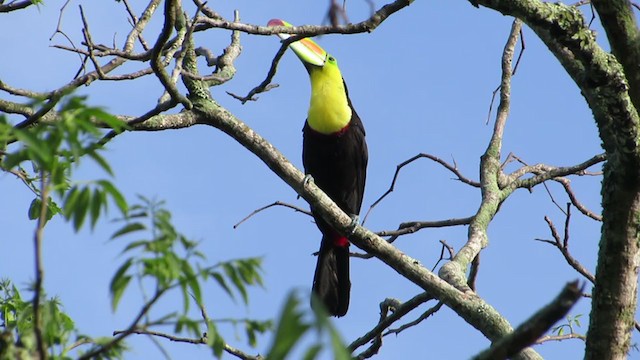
[472,281,583,360]
[468,2,640,359]
[591,0,640,110]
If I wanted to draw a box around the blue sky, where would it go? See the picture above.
[0,0,626,359]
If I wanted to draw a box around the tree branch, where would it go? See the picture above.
[194,0,414,36]
[78,288,167,360]
[349,293,433,354]
[591,0,640,111]
[472,281,583,360]
[0,0,33,13]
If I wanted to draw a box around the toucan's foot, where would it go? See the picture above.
[348,214,360,236]
[303,174,314,188]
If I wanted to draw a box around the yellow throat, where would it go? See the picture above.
[307,57,352,135]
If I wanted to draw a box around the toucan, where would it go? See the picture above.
[268,19,368,317]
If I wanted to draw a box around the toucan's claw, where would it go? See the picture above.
[348,214,360,236]
[303,174,315,188]
[303,174,314,187]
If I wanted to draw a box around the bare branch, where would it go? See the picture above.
[233,201,312,229]
[226,38,294,103]
[536,206,596,283]
[472,281,583,360]
[111,328,262,360]
[553,177,602,221]
[349,293,433,353]
[536,333,586,344]
[78,288,167,360]
[486,26,525,125]
[363,153,479,224]
[384,301,444,337]
[506,153,606,190]
[194,0,414,36]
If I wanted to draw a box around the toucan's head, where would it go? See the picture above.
[267,19,343,79]
[268,19,351,134]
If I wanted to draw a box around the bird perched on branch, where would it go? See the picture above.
[268,19,368,317]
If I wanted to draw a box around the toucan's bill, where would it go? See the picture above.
[267,19,327,67]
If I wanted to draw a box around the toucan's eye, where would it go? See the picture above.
[328,56,335,62]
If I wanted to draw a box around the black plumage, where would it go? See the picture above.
[303,87,367,317]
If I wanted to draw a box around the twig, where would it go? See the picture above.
[506,153,605,191]
[535,205,596,283]
[96,100,177,148]
[233,201,312,229]
[383,301,444,336]
[376,217,473,238]
[535,333,586,344]
[49,0,86,75]
[351,217,472,259]
[363,153,479,224]
[472,280,583,360]
[79,5,106,79]
[121,0,150,51]
[486,24,525,125]
[113,328,206,344]
[226,37,295,103]
[433,240,455,271]
[349,293,432,354]
[78,288,167,360]
[553,177,602,221]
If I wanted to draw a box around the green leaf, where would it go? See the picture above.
[28,198,41,220]
[110,222,146,240]
[181,261,201,308]
[265,292,311,360]
[87,151,114,176]
[302,344,323,360]
[120,239,150,254]
[110,258,133,311]
[14,129,53,169]
[72,186,91,231]
[223,263,248,305]
[63,186,80,219]
[90,187,103,230]
[206,323,225,358]
[28,197,58,222]
[328,324,350,360]
[211,271,235,301]
[98,180,127,215]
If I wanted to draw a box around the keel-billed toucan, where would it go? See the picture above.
[268,19,368,317]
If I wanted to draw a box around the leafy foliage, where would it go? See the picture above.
[1,88,349,359]
[108,196,270,357]
[0,97,129,230]
[552,314,583,336]
[265,291,351,360]
[0,279,126,360]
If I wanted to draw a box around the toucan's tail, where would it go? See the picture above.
[312,236,350,317]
